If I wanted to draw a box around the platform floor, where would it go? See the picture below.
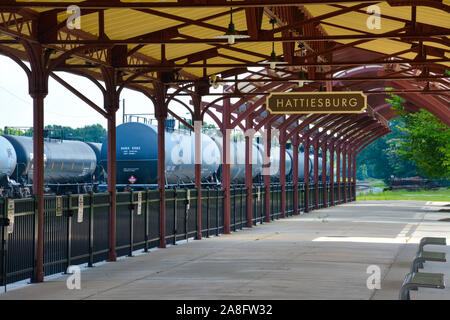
[1,200,449,300]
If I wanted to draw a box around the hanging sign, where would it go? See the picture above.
[77,195,84,223]
[266,92,367,114]
[7,199,14,234]
[137,192,142,215]
[186,190,191,211]
[56,196,63,217]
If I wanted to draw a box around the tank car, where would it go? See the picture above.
[86,142,106,184]
[209,137,265,184]
[2,135,97,195]
[0,136,18,197]
[100,122,221,188]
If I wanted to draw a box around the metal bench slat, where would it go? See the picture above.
[419,237,447,246]
[420,251,447,262]
[410,272,445,288]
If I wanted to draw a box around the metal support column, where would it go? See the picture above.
[155,83,167,248]
[222,99,231,234]
[303,138,310,213]
[245,117,253,228]
[321,141,327,208]
[336,144,341,203]
[26,43,48,283]
[353,151,357,201]
[292,136,299,215]
[342,144,347,203]
[280,131,286,218]
[348,150,352,202]
[329,143,335,206]
[193,94,202,240]
[102,67,120,262]
[264,123,271,222]
[313,140,319,209]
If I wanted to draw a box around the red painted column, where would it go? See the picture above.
[107,111,118,259]
[329,142,335,206]
[193,96,202,240]
[353,151,357,201]
[336,143,341,203]
[26,43,48,283]
[102,66,120,261]
[313,140,319,209]
[280,131,286,218]
[347,150,352,202]
[342,144,347,203]
[245,117,253,228]
[31,91,47,282]
[292,136,299,215]
[264,123,271,222]
[222,99,231,234]
[321,141,328,208]
[303,138,310,213]
[157,115,167,247]
[194,127,202,240]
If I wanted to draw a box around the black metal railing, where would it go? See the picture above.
[0,182,356,287]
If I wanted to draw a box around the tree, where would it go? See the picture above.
[386,92,450,180]
[357,118,418,183]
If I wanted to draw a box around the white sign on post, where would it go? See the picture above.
[77,195,84,223]
[186,190,190,211]
[137,192,142,215]
[7,199,14,234]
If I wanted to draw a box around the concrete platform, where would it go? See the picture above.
[1,200,449,300]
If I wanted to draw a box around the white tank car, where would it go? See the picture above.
[0,135,17,179]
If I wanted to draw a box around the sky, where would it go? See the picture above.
[0,55,220,130]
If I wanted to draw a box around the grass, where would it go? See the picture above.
[358,178,387,189]
[368,179,387,189]
[357,188,450,202]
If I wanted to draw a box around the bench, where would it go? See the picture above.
[418,237,446,253]
[411,251,446,273]
[399,272,445,300]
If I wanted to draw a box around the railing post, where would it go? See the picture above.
[185,189,190,241]
[173,188,177,245]
[2,198,9,288]
[206,188,210,238]
[65,193,73,273]
[232,187,236,232]
[129,190,134,257]
[88,192,94,267]
[241,188,245,229]
[216,188,220,237]
[144,189,150,252]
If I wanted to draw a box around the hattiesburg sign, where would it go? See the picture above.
[266,92,367,114]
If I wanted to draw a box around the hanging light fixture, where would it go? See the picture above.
[260,18,288,70]
[289,70,311,88]
[214,4,250,45]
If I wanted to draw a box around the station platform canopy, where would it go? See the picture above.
[0,0,448,127]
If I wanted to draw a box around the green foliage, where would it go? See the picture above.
[356,118,418,183]
[46,124,107,143]
[357,188,450,201]
[1,124,107,143]
[357,90,449,183]
[0,127,33,136]
[386,92,450,181]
